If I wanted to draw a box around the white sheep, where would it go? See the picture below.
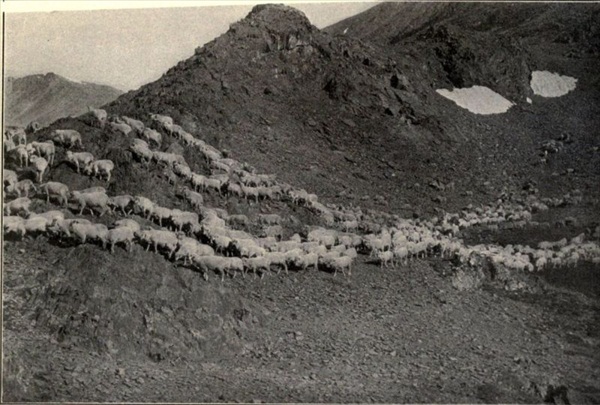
[141,128,162,147]
[3,216,26,238]
[86,159,115,182]
[262,225,283,240]
[132,196,155,219]
[130,139,153,165]
[377,250,394,268]
[151,206,172,227]
[12,179,37,198]
[4,197,31,217]
[106,227,135,252]
[28,141,55,165]
[47,218,91,238]
[11,144,29,167]
[121,116,145,134]
[258,213,283,225]
[136,229,179,257]
[31,210,65,223]
[39,182,69,206]
[65,151,94,173]
[242,256,272,278]
[23,216,49,237]
[322,255,353,276]
[71,191,110,216]
[108,121,132,136]
[113,218,141,233]
[29,155,48,183]
[182,187,204,210]
[108,195,134,215]
[51,129,83,148]
[4,169,18,190]
[70,222,108,246]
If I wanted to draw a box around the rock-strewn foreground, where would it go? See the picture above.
[3,4,600,403]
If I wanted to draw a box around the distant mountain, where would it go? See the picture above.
[4,72,123,127]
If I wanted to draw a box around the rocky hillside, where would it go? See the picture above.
[3,4,600,403]
[4,73,123,127]
[103,3,600,216]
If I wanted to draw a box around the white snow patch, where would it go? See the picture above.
[530,71,577,98]
[526,97,532,104]
[436,86,514,115]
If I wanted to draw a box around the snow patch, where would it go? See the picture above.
[436,86,514,115]
[530,71,577,98]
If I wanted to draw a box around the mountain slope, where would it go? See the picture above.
[4,73,123,127]
[100,3,599,215]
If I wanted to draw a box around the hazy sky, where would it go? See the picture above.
[5,1,378,91]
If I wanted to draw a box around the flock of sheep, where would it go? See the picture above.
[3,109,600,282]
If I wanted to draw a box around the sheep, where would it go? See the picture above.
[229,239,266,258]
[152,151,186,167]
[38,182,69,206]
[108,121,132,136]
[86,159,115,183]
[271,240,302,253]
[170,210,199,233]
[71,222,108,246]
[181,187,204,210]
[151,206,173,227]
[222,182,242,198]
[130,139,154,164]
[11,144,29,167]
[227,214,249,227]
[4,138,16,154]
[262,225,283,241]
[341,220,359,232]
[290,252,319,271]
[211,160,232,173]
[149,113,174,131]
[70,191,110,216]
[265,252,289,274]
[29,155,48,183]
[307,228,337,248]
[3,216,26,238]
[258,213,283,225]
[106,227,135,252]
[192,256,231,281]
[4,197,32,217]
[28,141,55,165]
[11,179,37,198]
[142,128,162,147]
[5,127,27,145]
[321,255,353,276]
[191,173,207,192]
[121,116,145,134]
[86,107,108,128]
[377,251,394,269]
[51,129,83,148]
[3,169,18,190]
[242,256,272,278]
[204,178,223,195]
[29,211,64,225]
[46,218,91,238]
[173,236,214,265]
[65,151,94,173]
[113,218,141,233]
[23,216,49,237]
[136,229,179,257]
[173,162,193,180]
[108,195,134,215]
[240,185,259,203]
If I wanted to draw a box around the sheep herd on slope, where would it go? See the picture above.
[3,109,600,282]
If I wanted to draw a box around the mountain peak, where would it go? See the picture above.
[231,3,315,37]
